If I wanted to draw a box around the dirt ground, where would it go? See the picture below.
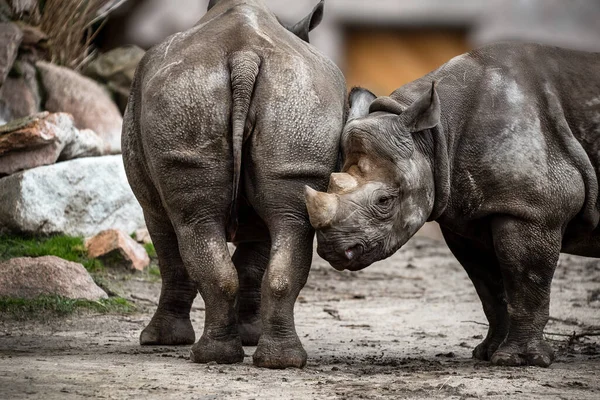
[1,237,599,399]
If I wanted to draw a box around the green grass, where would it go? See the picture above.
[147,265,161,277]
[0,296,136,320]
[0,235,104,272]
[144,242,157,258]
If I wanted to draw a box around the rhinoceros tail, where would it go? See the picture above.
[228,51,261,238]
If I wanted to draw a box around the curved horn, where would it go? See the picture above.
[328,173,358,194]
[304,186,338,229]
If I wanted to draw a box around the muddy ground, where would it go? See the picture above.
[0,237,599,399]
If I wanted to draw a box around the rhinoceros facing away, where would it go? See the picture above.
[306,43,600,367]
[123,0,346,368]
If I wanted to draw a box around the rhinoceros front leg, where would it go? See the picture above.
[253,221,313,368]
[441,228,509,360]
[232,240,270,345]
[489,217,560,367]
[176,223,245,364]
[140,211,197,346]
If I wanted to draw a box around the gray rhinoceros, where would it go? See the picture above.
[305,43,600,368]
[122,0,346,368]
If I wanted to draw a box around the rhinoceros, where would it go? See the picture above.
[305,43,600,367]
[122,0,346,368]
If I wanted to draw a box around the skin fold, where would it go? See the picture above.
[306,43,600,368]
[122,0,346,369]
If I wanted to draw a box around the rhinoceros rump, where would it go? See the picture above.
[306,43,600,368]
[122,0,346,368]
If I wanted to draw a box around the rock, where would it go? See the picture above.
[0,112,53,153]
[59,128,105,161]
[133,228,152,244]
[86,229,150,271]
[0,1,12,21]
[8,0,37,14]
[84,46,145,114]
[36,61,123,154]
[0,112,104,176]
[84,45,145,87]
[15,23,47,47]
[0,22,22,87]
[0,256,107,300]
[0,60,41,121]
[0,155,145,237]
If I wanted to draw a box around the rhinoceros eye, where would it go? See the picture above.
[377,196,393,207]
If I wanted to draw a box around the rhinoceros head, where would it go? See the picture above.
[305,84,441,271]
[208,0,324,43]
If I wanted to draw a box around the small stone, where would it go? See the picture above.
[133,228,152,244]
[86,229,150,271]
[0,256,107,300]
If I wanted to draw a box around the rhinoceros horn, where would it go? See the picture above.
[328,173,358,194]
[304,186,338,229]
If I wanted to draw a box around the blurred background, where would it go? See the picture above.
[97,0,600,96]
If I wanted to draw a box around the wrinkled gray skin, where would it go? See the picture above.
[306,43,600,368]
[122,0,345,369]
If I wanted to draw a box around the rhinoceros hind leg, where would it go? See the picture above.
[177,223,244,364]
[139,210,197,346]
[489,217,560,368]
[252,220,313,369]
[232,240,270,346]
[441,228,508,361]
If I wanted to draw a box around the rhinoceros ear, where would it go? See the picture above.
[369,96,405,115]
[289,0,324,43]
[402,82,441,133]
[348,87,376,121]
[207,0,219,11]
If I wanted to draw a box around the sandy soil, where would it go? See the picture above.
[1,237,599,399]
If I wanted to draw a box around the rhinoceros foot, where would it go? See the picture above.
[253,335,307,369]
[472,334,506,361]
[190,335,244,364]
[139,314,195,346]
[238,319,262,346]
[490,339,554,368]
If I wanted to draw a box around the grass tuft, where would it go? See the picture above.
[147,265,160,278]
[0,295,135,320]
[0,234,104,272]
[144,242,157,259]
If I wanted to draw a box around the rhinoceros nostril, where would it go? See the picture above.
[344,244,363,260]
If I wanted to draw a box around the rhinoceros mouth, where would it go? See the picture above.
[317,242,376,271]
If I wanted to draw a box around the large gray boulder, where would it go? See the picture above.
[0,155,145,236]
[0,256,107,300]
